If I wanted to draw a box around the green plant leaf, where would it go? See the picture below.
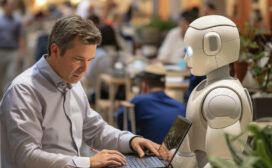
[209,157,237,168]
[255,139,272,167]
[225,134,243,164]
[209,123,272,168]
[241,156,259,168]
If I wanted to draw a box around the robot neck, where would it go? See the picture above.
[206,65,231,86]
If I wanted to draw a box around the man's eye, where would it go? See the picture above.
[74,58,82,62]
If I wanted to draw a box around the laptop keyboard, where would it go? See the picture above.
[120,155,165,168]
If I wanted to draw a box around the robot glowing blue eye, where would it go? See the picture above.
[184,46,193,57]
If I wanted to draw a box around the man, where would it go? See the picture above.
[0,0,25,98]
[117,63,186,144]
[157,10,194,64]
[204,2,217,15]
[0,15,160,168]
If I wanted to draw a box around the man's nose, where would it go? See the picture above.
[80,61,88,72]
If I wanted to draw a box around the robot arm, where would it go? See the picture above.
[203,87,242,160]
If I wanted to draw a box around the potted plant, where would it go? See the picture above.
[235,23,260,82]
[249,39,272,119]
[236,23,272,119]
[209,118,272,168]
[247,35,272,93]
[137,16,176,46]
[237,23,272,92]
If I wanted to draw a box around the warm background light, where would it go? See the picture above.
[35,0,46,7]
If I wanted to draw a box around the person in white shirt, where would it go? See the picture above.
[158,10,196,64]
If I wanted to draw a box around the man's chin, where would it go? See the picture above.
[70,79,80,84]
[67,77,81,84]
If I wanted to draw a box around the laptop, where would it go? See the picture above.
[120,115,192,168]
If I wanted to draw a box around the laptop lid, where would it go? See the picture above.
[159,115,192,167]
[120,115,191,168]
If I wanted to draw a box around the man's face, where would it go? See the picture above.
[179,19,189,36]
[49,37,96,83]
[4,0,17,14]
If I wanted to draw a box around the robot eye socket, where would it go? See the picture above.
[184,46,193,57]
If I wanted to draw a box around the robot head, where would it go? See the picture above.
[184,15,240,76]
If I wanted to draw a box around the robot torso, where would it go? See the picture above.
[186,78,253,152]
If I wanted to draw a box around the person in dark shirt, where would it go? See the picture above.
[117,63,186,144]
[183,74,206,104]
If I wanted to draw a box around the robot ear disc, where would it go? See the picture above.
[203,32,221,56]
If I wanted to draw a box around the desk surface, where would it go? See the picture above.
[166,82,189,90]
[166,69,190,77]
[100,74,127,85]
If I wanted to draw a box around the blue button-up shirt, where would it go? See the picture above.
[0,55,134,168]
[117,91,186,144]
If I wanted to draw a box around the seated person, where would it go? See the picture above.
[117,63,186,144]
[157,10,194,64]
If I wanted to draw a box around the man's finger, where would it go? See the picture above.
[144,141,159,156]
[107,160,123,167]
[108,153,127,165]
[107,150,126,159]
[134,145,145,157]
[152,142,161,150]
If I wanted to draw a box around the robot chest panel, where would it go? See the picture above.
[186,88,208,151]
[186,87,209,123]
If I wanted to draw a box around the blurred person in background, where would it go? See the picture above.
[76,0,94,19]
[117,63,186,144]
[204,2,217,15]
[157,10,195,64]
[59,1,75,17]
[0,0,25,98]
[85,14,126,105]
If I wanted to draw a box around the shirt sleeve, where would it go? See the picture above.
[0,84,90,168]
[157,31,173,62]
[82,94,135,154]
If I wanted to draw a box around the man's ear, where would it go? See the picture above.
[50,43,60,57]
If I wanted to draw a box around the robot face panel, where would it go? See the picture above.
[184,15,240,76]
[184,46,217,76]
[184,28,217,76]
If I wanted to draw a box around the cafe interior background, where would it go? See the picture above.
[0,0,272,166]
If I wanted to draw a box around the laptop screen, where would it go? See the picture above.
[158,115,192,167]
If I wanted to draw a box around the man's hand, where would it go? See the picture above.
[89,149,127,168]
[130,137,160,158]
[158,143,172,161]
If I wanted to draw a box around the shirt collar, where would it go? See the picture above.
[36,54,76,92]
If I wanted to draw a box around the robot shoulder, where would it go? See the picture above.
[202,87,242,129]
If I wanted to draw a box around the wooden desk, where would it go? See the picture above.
[165,73,189,102]
[166,82,189,90]
[166,69,190,77]
[120,101,136,134]
[96,74,127,126]
[95,71,190,124]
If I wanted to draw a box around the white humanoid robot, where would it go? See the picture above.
[175,15,253,168]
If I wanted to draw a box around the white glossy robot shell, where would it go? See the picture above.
[184,15,240,76]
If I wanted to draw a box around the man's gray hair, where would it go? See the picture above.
[48,15,102,56]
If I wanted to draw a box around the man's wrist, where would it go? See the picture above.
[129,135,142,152]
